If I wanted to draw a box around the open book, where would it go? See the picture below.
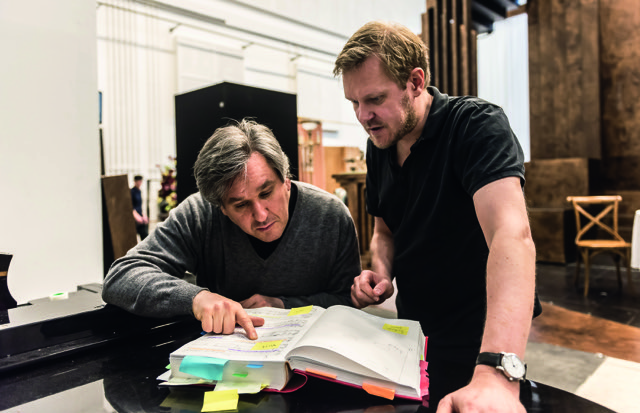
[161,305,428,400]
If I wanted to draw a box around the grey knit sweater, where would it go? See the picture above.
[102,182,361,317]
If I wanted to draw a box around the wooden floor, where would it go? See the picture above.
[529,302,640,363]
[533,262,640,363]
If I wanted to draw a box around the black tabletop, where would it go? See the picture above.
[0,323,615,413]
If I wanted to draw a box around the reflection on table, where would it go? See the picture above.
[0,322,615,413]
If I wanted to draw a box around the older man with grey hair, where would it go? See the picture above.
[103,119,361,339]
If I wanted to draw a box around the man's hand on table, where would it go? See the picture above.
[351,270,394,308]
[192,291,265,340]
[240,294,284,309]
[436,366,525,413]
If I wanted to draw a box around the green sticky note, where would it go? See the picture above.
[288,305,313,316]
[202,389,238,412]
[165,364,171,370]
[179,356,228,380]
[215,381,263,394]
[232,372,248,378]
[382,323,409,335]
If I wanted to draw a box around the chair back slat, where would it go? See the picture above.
[566,195,625,243]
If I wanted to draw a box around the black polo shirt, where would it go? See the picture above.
[366,86,525,355]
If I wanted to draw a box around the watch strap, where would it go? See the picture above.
[476,352,526,381]
[476,352,502,367]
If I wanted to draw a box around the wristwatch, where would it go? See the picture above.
[476,352,527,382]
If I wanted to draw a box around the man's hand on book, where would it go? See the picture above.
[435,367,524,413]
[351,270,394,308]
[192,291,265,340]
[240,294,284,309]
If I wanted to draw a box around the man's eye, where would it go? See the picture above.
[260,191,272,198]
[235,203,247,209]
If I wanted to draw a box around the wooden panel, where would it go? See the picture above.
[550,0,568,157]
[102,175,138,261]
[461,0,471,95]
[450,0,459,95]
[528,0,600,160]
[528,208,576,263]
[600,0,640,192]
[565,0,582,158]
[580,0,601,159]
[527,0,541,158]
[428,0,439,88]
[440,0,449,92]
[469,28,477,96]
[602,156,640,191]
[524,158,591,208]
[536,0,555,159]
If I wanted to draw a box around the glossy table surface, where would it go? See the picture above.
[0,322,615,413]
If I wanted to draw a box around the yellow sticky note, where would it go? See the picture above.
[251,340,283,351]
[288,305,313,316]
[202,389,238,412]
[382,324,409,335]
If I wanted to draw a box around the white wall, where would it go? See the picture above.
[477,13,531,161]
[96,0,427,208]
[0,1,102,304]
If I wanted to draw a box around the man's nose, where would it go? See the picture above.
[252,201,269,222]
[357,104,374,125]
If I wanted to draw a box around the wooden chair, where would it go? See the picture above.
[566,195,634,297]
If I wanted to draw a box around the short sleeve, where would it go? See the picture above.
[453,103,525,196]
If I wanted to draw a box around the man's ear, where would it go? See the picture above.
[285,178,291,191]
[219,204,228,217]
[408,67,425,95]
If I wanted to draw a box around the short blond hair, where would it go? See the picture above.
[334,21,430,89]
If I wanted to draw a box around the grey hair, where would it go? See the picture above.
[194,118,291,207]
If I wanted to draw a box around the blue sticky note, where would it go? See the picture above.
[179,356,228,380]
[246,364,263,369]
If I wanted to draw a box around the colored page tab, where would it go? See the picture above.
[179,356,228,380]
[382,323,409,335]
[246,364,263,369]
[215,381,264,394]
[202,389,239,412]
[288,305,313,316]
[363,383,395,400]
[251,340,283,351]
[305,368,337,380]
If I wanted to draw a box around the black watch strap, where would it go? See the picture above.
[476,352,502,367]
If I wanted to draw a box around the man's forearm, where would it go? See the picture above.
[480,232,536,358]
[370,219,395,280]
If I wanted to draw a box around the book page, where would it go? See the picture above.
[171,306,325,362]
[286,306,423,386]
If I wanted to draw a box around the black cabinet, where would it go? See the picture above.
[175,82,298,203]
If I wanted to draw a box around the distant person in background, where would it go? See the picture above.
[131,175,149,240]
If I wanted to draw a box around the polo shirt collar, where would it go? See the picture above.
[415,86,448,144]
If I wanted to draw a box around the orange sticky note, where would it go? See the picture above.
[305,368,337,380]
[362,383,395,400]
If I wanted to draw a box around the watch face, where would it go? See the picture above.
[502,353,526,379]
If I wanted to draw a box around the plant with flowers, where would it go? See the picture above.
[157,156,177,215]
